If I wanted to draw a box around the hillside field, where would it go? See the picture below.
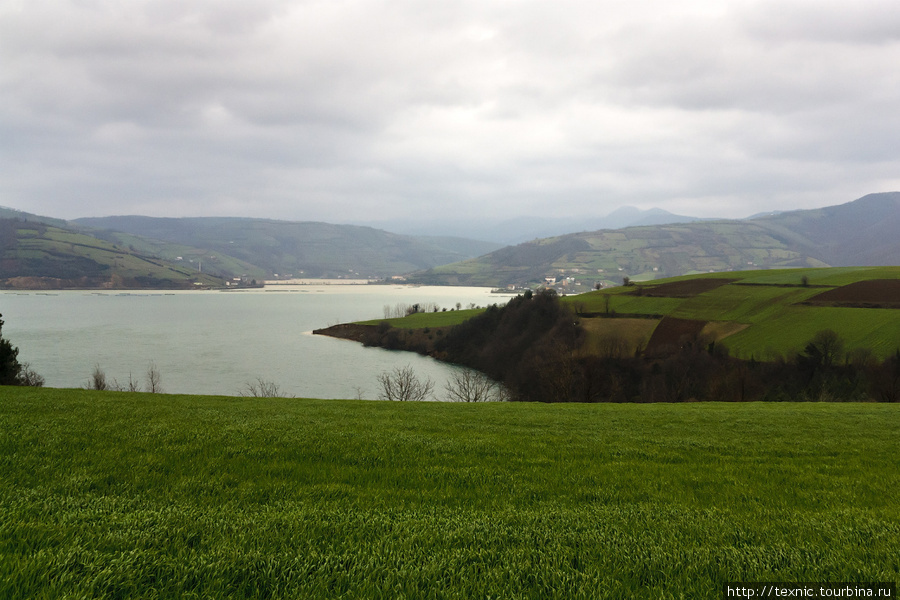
[1,387,898,599]
[573,266,900,360]
[0,220,224,289]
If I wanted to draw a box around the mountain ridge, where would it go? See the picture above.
[408,192,900,290]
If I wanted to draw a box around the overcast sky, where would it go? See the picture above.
[2,0,900,224]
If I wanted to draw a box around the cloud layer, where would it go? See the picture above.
[2,0,900,222]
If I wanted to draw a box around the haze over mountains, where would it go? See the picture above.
[353,206,707,245]
[1,192,898,289]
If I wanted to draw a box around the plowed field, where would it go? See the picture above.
[635,278,736,298]
[809,279,900,307]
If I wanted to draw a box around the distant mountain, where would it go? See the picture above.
[72,216,501,279]
[753,193,900,267]
[354,206,703,245]
[409,192,900,289]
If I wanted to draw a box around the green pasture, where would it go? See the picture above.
[723,306,900,360]
[359,308,486,329]
[1,388,898,599]
[670,285,822,322]
[571,291,683,317]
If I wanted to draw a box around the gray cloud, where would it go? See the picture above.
[2,0,899,224]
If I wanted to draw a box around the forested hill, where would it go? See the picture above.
[409,192,900,289]
[72,216,502,279]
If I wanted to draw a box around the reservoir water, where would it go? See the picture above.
[0,285,512,399]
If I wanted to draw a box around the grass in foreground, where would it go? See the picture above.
[1,387,898,599]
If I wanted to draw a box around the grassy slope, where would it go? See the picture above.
[1,387,898,599]
[88,229,268,281]
[1,221,224,288]
[358,308,487,329]
[572,267,900,360]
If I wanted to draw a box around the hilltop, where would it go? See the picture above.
[410,192,900,289]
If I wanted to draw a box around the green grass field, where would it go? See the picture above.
[1,387,898,599]
[359,308,485,329]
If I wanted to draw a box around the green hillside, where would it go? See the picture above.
[573,266,900,360]
[0,219,223,289]
[73,216,501,279]
[2,388,898,599]
[411,192,900,288]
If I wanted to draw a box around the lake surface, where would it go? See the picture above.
[0,285,512,399]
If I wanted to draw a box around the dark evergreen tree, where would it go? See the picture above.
[0,313,22,385]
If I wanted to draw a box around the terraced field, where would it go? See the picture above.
[573,267,900,360]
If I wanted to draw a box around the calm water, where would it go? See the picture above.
[0,285,511,399]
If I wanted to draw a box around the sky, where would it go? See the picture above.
[2,0,900,225]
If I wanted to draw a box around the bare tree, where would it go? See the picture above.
[241,377,288,398]
[377,365,434,401]
[444,368,505,402]
[125,372,141,392]
[88,364,108,391]
[18,363,44,387]
[146,361,163,393]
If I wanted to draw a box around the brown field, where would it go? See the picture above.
[644,316,708,356]
[633,278,736,298]
[808,279,900,307]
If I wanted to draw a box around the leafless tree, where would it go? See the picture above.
[241,377,288,398]
[124,372,141,392]
[146,361,163,393]
[88,364,108,391]
[18,363,44,387]
[377,365,434,402]
[444,368,506,402]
